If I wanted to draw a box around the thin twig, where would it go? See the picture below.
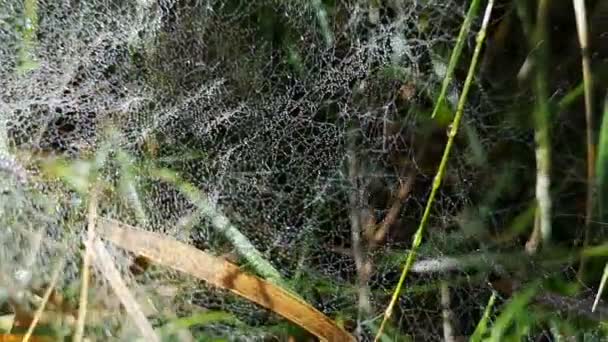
[73,188,98,342]
[23,259,64,342]
[374,2,495,339]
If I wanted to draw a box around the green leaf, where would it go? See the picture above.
[470,291,497,342]
[488,283,539,341]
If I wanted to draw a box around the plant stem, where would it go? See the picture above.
[573,0,595,279]
[432,0,482,119]
[533,0,552,244]
[373,1,495,340]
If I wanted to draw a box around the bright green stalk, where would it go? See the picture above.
[431,0,482,119]
[373,1,495,340]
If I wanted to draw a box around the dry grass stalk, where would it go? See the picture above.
[23,259,64,342]
[98,218,355,342]
[90,238,159,342]
[73,188,98,342]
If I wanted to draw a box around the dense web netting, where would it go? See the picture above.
[1,0,600,340]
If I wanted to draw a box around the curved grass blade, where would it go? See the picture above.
[148,167,284,286]
[431,0,482,119]
[470,291,497,342]
[98,218,355,342]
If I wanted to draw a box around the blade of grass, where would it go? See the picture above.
[147,167,285,286]
[592,263,608,312]
[373,2,495,340]
[489,284,538,341]
[73,188,98,342]
[556,82,584,112]
[23,258,64,342]
[573,0,596,280]
[90,238,159,342]
[116,149,148,226]
[312,0,333,47]
[470,290,497,342]
[158,311,244,338]
[97,218,355,342]
[592,94,608,311]
[598,94,608,226]
[431,0,482,119]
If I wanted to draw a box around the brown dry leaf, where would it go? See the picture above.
[97,218,354,342]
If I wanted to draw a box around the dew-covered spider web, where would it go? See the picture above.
[0,0,603,340]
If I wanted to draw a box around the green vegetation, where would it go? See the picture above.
[1,0,608,340]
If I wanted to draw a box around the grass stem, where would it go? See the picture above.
[373,2,495,340]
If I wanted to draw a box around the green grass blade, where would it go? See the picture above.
[373,1,495,340]
[159,311,243,336]
[592,95,608,311]
[489,284,539,341]
[597,94,608,222]
[147,167,285,286]
[470,291,497,342]
[431,0,482,119]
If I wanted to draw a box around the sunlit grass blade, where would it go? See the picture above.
[90,238,159,342]
[597,94,608,224]
[373,2,495,340]
[147,167,285,285]
[23,258,64,342]
[431,0,482,119]
[592,263,608,312]
[489,284,538,341]
[470,291,497,342]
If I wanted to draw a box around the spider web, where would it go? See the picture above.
[1,0,591,340]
